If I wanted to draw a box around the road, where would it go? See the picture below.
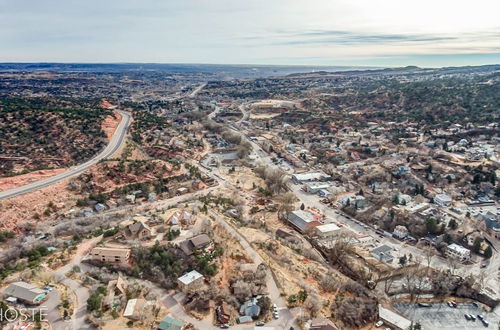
[51,236,102,330]
[0,110,132,201]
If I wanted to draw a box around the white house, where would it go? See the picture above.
[314,223,345,238]
[445,243,471,262]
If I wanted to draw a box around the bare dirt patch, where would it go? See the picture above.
[0,168,65,193]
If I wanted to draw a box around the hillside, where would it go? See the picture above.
[0,97,113,176]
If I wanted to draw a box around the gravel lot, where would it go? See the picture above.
[394,302,498,329]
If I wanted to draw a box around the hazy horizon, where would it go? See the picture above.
[1,0,500,67]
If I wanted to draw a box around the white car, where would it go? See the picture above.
[375,320,384,327]
[273,311,279,319]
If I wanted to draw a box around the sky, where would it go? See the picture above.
[1,0,500,67]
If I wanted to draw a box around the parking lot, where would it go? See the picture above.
[394,302,498,329]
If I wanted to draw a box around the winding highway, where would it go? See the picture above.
[0,110,132,201]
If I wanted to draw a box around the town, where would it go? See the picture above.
[0,63,499,330]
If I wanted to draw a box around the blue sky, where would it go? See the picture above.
[1,0,499,67]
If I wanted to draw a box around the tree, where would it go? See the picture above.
[484,246,493,259]
[399,255,407,266]
[448,219,458,230]
[425,217,438,234]
[297,290,308,303]
[472,237,482,254]
[300,203,305,210]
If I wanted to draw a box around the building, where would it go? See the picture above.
[378,306,412,330]
[392,225,408,239]
[177,270,204,292]
[445,243,471,262]
[291,172,330,184]
[239,298,261,318]
[303,182,330,194]
[123,221,152,240]
[310,317,338,330]
[158,315,185,330]
[123,298,146,320]
[434,193,452,207]
[371,245,394,263]
[90,247,131,267]
[288,210,322,233]
[314,223,344,238]
[178,234,212,256]
[4,282,46,305]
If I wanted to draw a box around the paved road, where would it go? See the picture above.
[0,110,132,201]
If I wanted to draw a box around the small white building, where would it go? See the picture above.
[303,182,330,194]
[314,223,344,238]
[291,172,330,184]
[177,270,204,292]
[445,243,471,262]
[435,193,452,207]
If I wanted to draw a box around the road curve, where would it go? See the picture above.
[0,110,132,201]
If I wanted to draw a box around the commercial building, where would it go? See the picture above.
[314,223,344,238]
[288,210,322,233]
[291,172,330,184]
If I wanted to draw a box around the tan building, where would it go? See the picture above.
[90,247,131,266]
[177,270,204,292]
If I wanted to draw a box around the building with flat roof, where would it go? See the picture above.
[314,223,344,238]
[291,172,330,184]
[90,247,131,267]
[445,243,471,262]
[378,306,412,330]
[177,270,204,292]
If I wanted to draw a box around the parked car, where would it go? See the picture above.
[273,311,279,319]
[465,314,471,320]
[220,324,229,329]
[255,321,265,326]
[418,302,431,307]
[469,314,476,321]
[478,314,484,320]
[472,302,479,308]
[481,319,489,327]
[375,320,384,327]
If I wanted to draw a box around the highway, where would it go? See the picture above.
[0,110,132,201]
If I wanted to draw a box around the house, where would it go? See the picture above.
[291,172,330,184]
[353,195,366,209]
[477,211,500,235]
[239,298,261,318]
[4,282,46,305]
[303,182,330,194]
[176,187,189,196]
[123,298,146,320]
[378,306,412,330]
[396,194,411,205]
[287,210,322,233]
[371,245,394,263]
[393,225,408,239]
[158,315,185,330]
[216,301,231,324]
[445,243,471,262]
[314,223,345,238]
[177,270,204,292]
[90,247,131,267]
[178,234,212,256]
[167,210,194,227]
[123,221,152,240]
[310,317,338,330]
[434,193,452,207]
